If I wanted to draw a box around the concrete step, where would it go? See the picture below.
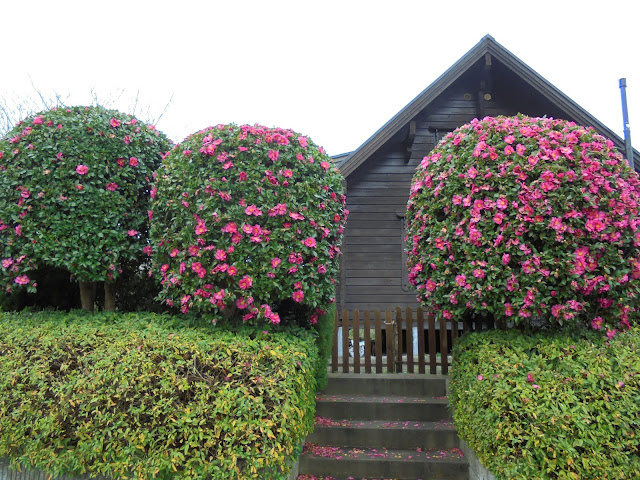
[299,444,467,480]
[322,373,448,397]
[307,418,459,450]
[315,393,452,421]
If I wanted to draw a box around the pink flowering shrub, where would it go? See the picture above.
[406,115,640,334]
[0,106,171,303]
[149,124,347,326]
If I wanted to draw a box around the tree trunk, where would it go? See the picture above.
[79,281,96,312]
[104,282,116,312]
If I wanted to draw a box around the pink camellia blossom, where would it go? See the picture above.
[14,275,30,285]
[129,157,139,167]
[473,268,485,279]
[215,249,227,261]
[317,264,327,274]
[123,135,131,144]
[33,116,43,125]
[76,164,88,175]
[127,230,138,237]
[606,328,617,339]
[298,136,308,148]
[106,182,118,191]
[292,290,305,303]
[267,150,279,162]
[1,258,13,269]
[195,221,208,235]
[303,237,317,248]
[14,225,22,236]
[526,373,535,383]
[271,257,282,268]
[238,275,253,290]
[591,316,604,330]
[110,118,120,128]
[76,184,83,191]
[455,274,467,287]
[320,161,330,171]
[143,246,152,256]
[477,375,483,381]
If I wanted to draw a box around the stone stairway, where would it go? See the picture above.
[297,373,468,480]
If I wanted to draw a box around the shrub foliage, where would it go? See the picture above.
[0,311,317,479]
[450,328,640,479]
[406,115,640,333]
[0,106,171,302]
[149,124,347,327]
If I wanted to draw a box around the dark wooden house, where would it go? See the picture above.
[335,35,639,314]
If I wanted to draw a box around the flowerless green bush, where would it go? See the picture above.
[0,106,172,310]
[450,328,640,479]
[406,115,640,334]
[150,124,347,327]
[0,311,317,480]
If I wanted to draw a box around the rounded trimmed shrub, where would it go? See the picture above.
[149,124,347,326]
[406,115,640,334]
[0,106,172,305]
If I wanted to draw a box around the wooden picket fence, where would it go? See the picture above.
[331,307,484,375]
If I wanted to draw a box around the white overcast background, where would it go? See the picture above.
[2,0,638,156]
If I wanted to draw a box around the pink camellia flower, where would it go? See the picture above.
[110,118,121,128]
[477,375,483,381]
[317,264,327,274]
[320,161,330,171]
[129,157,139,167]
[271,257,282,268]
[473,268,485,279]
[14,275,30,285]
[215,249,227,261]
[303,237,317,248]
[106,182,118,191]
[526,373,535,383]
[33,116,43,125]
[76,164,88,175]
[76,184,83,191]
[14,225,22,236]
[606,328,617,339]
[292,290,305,303]
[238,275,253,290]
[127,229,138,237]
[142,246,152,256]
[298,136,308,148]
[455,274,466,287]
[267,150,279,162]
[2,258,13,269]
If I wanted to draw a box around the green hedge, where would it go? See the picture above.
[0,311,318,480]
[450,328,640,480]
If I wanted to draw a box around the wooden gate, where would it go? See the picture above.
[331,307,481,375]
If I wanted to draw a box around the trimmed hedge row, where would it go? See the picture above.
[450,328,640,480]
[0,311,318,480]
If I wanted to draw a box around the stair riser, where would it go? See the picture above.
[316,402,452,421]
[307,427,459,449]
[299,455,468,479]
[322,376,447,397]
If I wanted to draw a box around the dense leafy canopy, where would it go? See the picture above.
[0,106,171,294]
[406,115,640,334]
[150,124,347,326]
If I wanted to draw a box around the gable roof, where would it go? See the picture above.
[339,34,638,178]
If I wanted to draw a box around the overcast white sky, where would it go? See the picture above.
[2,0,638,156]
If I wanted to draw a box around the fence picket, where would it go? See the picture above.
[386,310,395,373]
[417,307,425,374]
[440,316,449,375]
[428,313,437,374]
[406,307,414,374]
[341,309,349,374]
[332,310,339,372]
[364,311,372,374]
[353,310,360,374]
[375,310,383,373]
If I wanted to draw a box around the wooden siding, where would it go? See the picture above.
[338,61,526,313]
